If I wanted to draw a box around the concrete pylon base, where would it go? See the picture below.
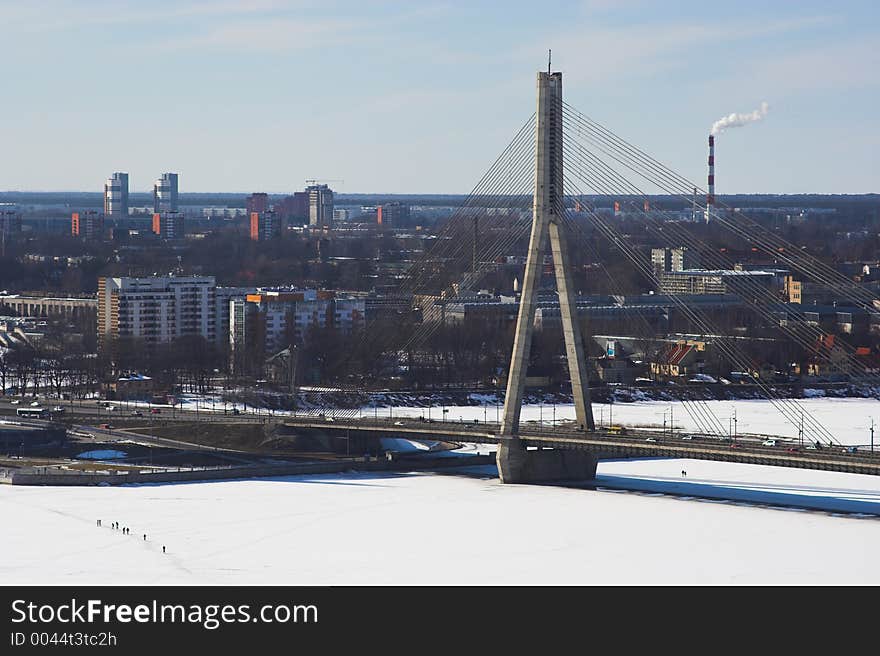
[496,438,598,484]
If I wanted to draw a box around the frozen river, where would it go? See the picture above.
[3,397,880,585]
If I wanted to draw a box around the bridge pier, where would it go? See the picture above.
[496,438,597,484]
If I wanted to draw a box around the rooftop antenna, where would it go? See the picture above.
[548,49,552,74]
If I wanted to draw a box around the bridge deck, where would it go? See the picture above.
[282,416,880,477]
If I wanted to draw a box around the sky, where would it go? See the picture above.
[0,0,877,194]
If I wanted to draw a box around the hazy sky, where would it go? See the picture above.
[1,0,877,194]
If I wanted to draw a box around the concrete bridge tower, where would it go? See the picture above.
[497,70,598,484]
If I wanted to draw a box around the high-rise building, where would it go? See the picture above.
[71,211,105,239]
[249,211,282,241]
[651,247,700,278]
[152,211,185,239]
[246,193,269,215]
[228,289,365,373]
[104,172,129,218]
[153,173,179,213]
[670,247,699,272]
[307,184,333,229]
[97,276,216,347]
[275,192,309,224]
[650,248,670,278]
[376,202,410,229]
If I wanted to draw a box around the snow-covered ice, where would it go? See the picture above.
[2,456,880,585]
[4,397,880,584]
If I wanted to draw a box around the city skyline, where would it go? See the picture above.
[0,0,877,194]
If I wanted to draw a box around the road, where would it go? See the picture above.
[4,397,880,475]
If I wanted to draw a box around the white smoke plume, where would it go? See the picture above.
[710,101,769,136]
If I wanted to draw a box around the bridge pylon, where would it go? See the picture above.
[497,70,597,484]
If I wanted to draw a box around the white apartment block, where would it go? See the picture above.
[98,276,217,346]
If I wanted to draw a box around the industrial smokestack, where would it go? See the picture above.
[705,134,715,223]
[705,102,768,222]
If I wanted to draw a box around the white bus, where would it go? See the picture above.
[16,407,48,419]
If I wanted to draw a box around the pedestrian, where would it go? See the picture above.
[162,546,166,553]
[681,470,687,477]
[143,534,146,541]
[97,519,101,527]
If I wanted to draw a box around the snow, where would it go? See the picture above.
[2,458,880,584]
[4,396,880,584]
[74,449,128,460]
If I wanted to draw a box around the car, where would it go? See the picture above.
[680,435,693,440]
[729,443,741,449]
[10,400,20,405]
[325,417,335,422]
[30,401,41,407]
[762,439,777,447]
[150,408,161,414]
[100,423,113,429]
[51,406,65,413]
[786,447,800,453]
[394,421,404,426]
[645,437,657,442]
[106,405,115,411]
[232,408,241,415]
[131,410,143,417]
[805,445,817,450]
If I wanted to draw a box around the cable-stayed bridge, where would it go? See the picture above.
[268,69,880,483]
